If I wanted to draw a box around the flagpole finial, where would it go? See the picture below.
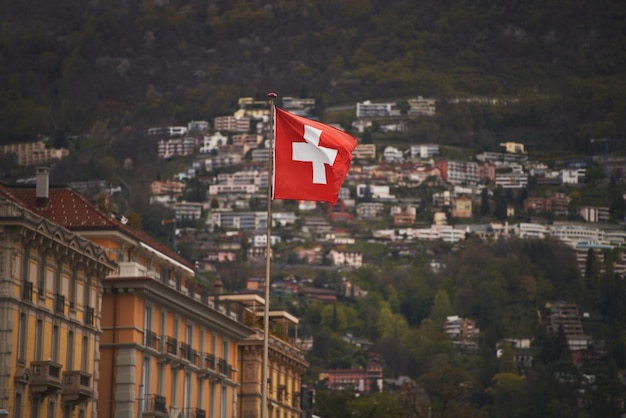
[268,92,277,99]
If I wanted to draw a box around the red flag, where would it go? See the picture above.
[273,107,357,204]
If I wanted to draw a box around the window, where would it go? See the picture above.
[30,397,40,418]
[35,319,43,360]
[171,367,178,408]
[61,272,70,309]
[38,253,46,298]
[69,270,77,310]
[142,356,151,402]
[67,330,74,370]
[54,261,61,295]
[221,384,228,418]
[145,306,153,332]
[209,381,216,418]
[222,340,229,364]
[47,396,56,418]
[186,324,193,350]
[81,336,89,372]
[18,312,27,362]
[145,305,153,347]
[157,362,165,396]
[184,372,191,410]
[51,325,59,362]
[14,392,22,418]
[160,310,166,340]
[197,376,204,409]
[84,276,91,309]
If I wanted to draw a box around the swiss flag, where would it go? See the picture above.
[273,107,357,204]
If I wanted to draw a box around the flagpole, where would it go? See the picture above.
[261,92,277,418]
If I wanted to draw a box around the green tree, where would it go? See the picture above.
[346,391,402,418]
[420,355,468,418]
[480,187,490,217]
[493,187,508,221]
[430,289,453,329]
[498,343,518,374]
[485,373,527,418]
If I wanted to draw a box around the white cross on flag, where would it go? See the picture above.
[273,107,357,204]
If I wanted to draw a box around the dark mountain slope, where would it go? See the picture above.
[0,0,624,152]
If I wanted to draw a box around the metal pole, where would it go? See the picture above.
[262,92,277,418]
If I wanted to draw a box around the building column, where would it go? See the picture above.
[114,347,137,418]
[0,239,16,411]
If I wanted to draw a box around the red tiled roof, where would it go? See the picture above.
[9,187,117,228]
[2,184,193,270]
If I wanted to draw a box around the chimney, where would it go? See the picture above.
[214,277,223,295]
[35,167,50,208]
[213,277,223,308]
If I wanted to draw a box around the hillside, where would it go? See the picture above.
[1,0,625,156]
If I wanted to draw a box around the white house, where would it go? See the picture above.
[328,249,363,268]
[253,234,282,248]
[199,132,228,153]
[383,146,404,163]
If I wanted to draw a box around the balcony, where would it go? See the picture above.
[22,281,33,302]
[142,394,168,418]
[84,306,94,326]
[180,343,193,361]
[203,353,216,371]
[62,371,93,403]
[165,337,178,355]
[144,330,160,351]
[198,353,219,379]
[30,360,63,396]
[182,408,206,418]
[117,261,159,279]
[55,294,65,315]
[157,336,180,365]
[191,350,201,368]
[217,358,232,379]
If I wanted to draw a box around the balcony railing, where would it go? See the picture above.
[182,408,206,418]
[144,330,160,350]
[165,337,178,355]
[62,370,93,403]
[53,293,64,314]
[203,353,216,370]
[85,306,94,326]
[180,343,193,362]
[143,394,168,418]
[30,360,63,395]
[116,261,159,279]
[217,358,232,378]
[22,281,33,302]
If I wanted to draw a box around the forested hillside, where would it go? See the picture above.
[1,0,625,155]
[2,2,626,416]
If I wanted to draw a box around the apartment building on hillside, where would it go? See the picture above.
[319,356,383,394]
[0,140,69,166]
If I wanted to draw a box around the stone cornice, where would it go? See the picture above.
[102,277,253,341]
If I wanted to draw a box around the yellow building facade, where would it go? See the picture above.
[6,179,253,418]
[219,295,309,418]
[0,190,116,418]
[4,168,310,418]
